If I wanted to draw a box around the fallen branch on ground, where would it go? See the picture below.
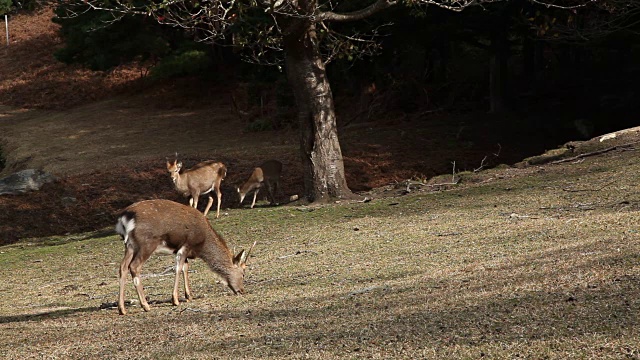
[434,232,462,237]
[551,141,639,164]
[402,161,460,192]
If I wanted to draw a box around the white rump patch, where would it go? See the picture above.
[115,216,136,244]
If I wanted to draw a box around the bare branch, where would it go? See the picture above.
[474,156,489,173]
[316,0,397,22]
[56,0,603,67]
[413,0,504,12]
[474,143,501,172]
[529,0,591,10]
[318,20,392,65]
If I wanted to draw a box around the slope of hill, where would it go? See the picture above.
[0,8,636,243]
[0,7,639,360]
[0,123,639,359]
[0,8,142,109]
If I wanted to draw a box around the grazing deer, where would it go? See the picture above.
[114,199,255,315]
[237,160,283,209]
[166,158,226,218]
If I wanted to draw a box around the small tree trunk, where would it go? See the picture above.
[283,21,356,203]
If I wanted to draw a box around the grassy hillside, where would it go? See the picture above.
[0,11,491,241]
[1,130,638,358]
[0,7,614,243]
[0,9,639,358]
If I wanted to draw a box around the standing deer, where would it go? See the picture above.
[237,159,283,209]
[167,158,226,218]
[114,199,255,315]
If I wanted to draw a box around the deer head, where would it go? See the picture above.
[166,158,182,185]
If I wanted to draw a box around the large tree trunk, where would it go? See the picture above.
[283,21,356,203]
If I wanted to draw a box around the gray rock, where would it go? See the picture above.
[0,169,56,195]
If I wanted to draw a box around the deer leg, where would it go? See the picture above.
[118,246,135,315]
[172,249,187,306]
[182,260,192,301]
[251,189,259,209]
[203,195,214,217]
[216,185,223,219]
[205,178,222,219]
[192,194,200,211]
[266,181,276,205]
[129,255,151,312]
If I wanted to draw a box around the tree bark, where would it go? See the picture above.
[283,20,356,203]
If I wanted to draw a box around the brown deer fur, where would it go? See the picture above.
[167,159,226,218]
[237,160,283,208]
[114,199,254,315]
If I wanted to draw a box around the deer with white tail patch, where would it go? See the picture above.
[167,157,226,218]
[115,199,255,315]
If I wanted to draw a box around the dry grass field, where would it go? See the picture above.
[0,7,639,360]
[1,129,639,359]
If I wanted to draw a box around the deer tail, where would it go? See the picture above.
[115,211,136,245]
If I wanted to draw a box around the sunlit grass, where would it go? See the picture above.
[1,147,639,359]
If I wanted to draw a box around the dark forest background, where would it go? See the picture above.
[46,0,639,144]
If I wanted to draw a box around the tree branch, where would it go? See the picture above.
[551,141,639,164]
[315,0,397,22]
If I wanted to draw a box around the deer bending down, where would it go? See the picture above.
[167,158,226,218]
[237,160,283,209]
[114,199,255,315]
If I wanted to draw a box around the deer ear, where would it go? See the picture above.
[233,250,247,265]
[177,161,183,170]
[234,241,256,265]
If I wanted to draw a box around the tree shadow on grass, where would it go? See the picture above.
[180,246,640,357]
[0,305,100,324]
